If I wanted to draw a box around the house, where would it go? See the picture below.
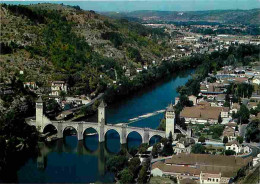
[200,172,230,184]
[136,68,143,73]
[252,77,260,85]
[23,82,37,90]
[174,138,195,154]
[222,126,237,142]
[248,102,258,110]
[125,69,131,77]
[188,95,197,105]
[233,77,248,84]
[216,94,226,103]
[151,153,252,184]
[225,140,250,155]
[230,103,240,114]
[50,81,68,96]
[180,104,228,124]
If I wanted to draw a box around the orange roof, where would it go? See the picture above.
[223,126,235,137]
[180,106,224,120]
[165,153,252,177]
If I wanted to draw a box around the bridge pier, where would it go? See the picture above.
[98,125,105,142]
[57,123,63,139]
[77,123,83,140]
[143,129,149,144]
[120,126,127,144]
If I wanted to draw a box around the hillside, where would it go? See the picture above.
[0,3,172,96]
[103,9,260,25]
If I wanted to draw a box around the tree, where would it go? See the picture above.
[152,143,161,158]
[236,136,244,144]
[162,142,173,156]
[198,136,206,143]
[191,144,206,154]
[59,91,66,101]
[237,104,250,124]
[160,137,168,145]
[225,150,236,156]
[129,147,138,157]
[218,115,222,123]
[245,120,260,143]
[138,143,149,154]
[137,165,148,183]
[119,168,133,184]
[223,136,228,144]
[128,157,141,176]
[46,99,61,113]
[209,125,224,139]
[168,131,173,143]
[106,155,128,173]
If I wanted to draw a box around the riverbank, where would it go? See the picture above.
[103,55,202,104]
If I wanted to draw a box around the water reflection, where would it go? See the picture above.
[105,130,121,153]
[127,131,142,149]
[149,135,162,146]
[83,128,99,152]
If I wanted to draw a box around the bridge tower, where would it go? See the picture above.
[165,103,175,138]
[98,100,106,142]
[36,96,44,132]
[98,100,106,125]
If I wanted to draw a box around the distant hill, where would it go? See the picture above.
[103,9,260,25]
[0,3,171,95]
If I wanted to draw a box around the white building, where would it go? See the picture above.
[252,77,260,85]
[225,141,251,155]
[50,81,68,96]
[225,141,243,154]
[188,95,197,105]
[200,172,230,184]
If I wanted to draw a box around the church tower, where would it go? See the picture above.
[165,103,175,138]
[98,100,106,125]
[36,96,44,131]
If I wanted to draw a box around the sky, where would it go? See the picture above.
[3,0,260,12]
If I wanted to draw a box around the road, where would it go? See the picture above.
[61,93,104,114]
[151,156,172,163]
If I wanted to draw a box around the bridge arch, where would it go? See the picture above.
[104,127,121,137]
[83,125,99,134]
[43,123,58,135]
[83,127,99,152]
[127,131,143,148]
[63,126,78,138]
[149,135,162,146]
[105,129,121,153]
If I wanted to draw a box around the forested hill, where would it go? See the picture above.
[103,9,260,25]
[0,3,171,95]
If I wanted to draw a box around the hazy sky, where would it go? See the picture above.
[4,0,260,12]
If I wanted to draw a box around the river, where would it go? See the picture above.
[1,69,194,183]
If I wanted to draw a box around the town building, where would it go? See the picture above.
[23,82,37,90]
[225,140,251,155]
[188,95,197,105]
[151,153,252,184]
[50,81,68,97]
[222,126,238,142]
[180,103,229,124]
[174,137,195,154]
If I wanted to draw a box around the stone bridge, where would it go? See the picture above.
[28,97,191,145]
[43,121,166,144]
